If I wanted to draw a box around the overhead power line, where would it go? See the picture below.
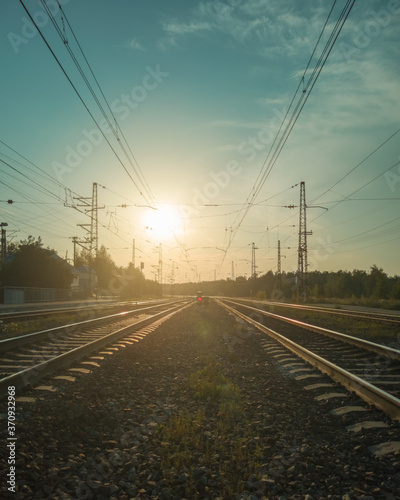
[309,159,400,225]
[18,0,155,207]
[309,127,400,206]
[217,0,357,272]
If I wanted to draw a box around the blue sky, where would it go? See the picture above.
[1,0,399,283]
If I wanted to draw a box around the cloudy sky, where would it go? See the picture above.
[1,0,399,283]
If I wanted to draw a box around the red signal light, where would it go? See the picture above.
[197,297,202,301]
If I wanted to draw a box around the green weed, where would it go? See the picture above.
[157,359,265,496]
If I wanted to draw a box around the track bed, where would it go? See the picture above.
[1,302,399,499]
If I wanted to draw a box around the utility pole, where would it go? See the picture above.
[277,239,282,289]
[1,223,8,261]
[277,240,281,276]
[297,181,312,301]
[75,182,104,254]
[158,243,163,284]
[73,182,104,296]
[91,182,100,256]
[251,242,258,280]
[71,236,78,266]
[231,261,235,280]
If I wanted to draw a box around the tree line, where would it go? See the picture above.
[0,236,161,299]
[170,265,400,305]
[1,236,398,304]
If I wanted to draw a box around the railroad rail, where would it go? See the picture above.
[0,299,191,394]
[0,298,174,324]
[217,298,400,422]
[231,298,400,325]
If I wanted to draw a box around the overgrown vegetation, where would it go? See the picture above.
[156,360,264,497]
[188,362,241,403]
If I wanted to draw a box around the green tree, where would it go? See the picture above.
[75,245,118,290]
[119,264,162,298]
[368,265,389,299]
[93,246,118,290]
[1,236,73,289]
[389,276,400,300]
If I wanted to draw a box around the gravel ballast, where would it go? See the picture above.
[1,301,400,499]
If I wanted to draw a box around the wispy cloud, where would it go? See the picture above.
[159,19,212,50]
[164,20,212,36]
[209,118,271,129]
[125,37,145,51]
[256,96,287,106]
[158,0,325,57]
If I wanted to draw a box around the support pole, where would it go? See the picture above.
[297,181,312,301]
[158,243,163,284]
[1,223,8,261]
[277,240,281,276]
[251,242,258,280]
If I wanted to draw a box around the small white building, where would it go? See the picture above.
[75,265,98,293]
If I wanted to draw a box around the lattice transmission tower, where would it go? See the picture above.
[71,182,104,295]
[297,181,312,301]
[251,242,258,280]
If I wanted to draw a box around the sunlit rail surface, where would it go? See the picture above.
[218,298,400,422]
[0,298,176,324]
[230,298,400,325]
[0,299,190,393]
[3,296,400,422]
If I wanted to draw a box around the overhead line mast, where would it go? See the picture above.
[216,0,356,273]
[251,242,258,280]
[297,181,312,301]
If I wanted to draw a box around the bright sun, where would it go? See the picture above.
[143,205,184,241]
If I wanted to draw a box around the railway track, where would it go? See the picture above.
[218,298,400,422]
[0,298,174,324]
[232,297,400,325]
[2,299,400,498]
[0,299,191,394]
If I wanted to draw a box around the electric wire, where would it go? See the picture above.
[18,0,153,207]
[309,127,400,205]
[217,0,356,272]
[309,159,400,225]
[56,2,156,205]
[40,0,157,206]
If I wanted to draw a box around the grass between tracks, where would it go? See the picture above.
[156,360,264,497]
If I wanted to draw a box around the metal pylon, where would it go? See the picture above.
[297,181,312,301]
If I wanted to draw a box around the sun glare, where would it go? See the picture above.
[143,205,184,241]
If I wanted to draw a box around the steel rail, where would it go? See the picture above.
[231,297,400,325]
[221,298,400,361]
[0,298,175,323]
[217,299,400,422]
[0,299,186,352]
[0,301,192,394]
